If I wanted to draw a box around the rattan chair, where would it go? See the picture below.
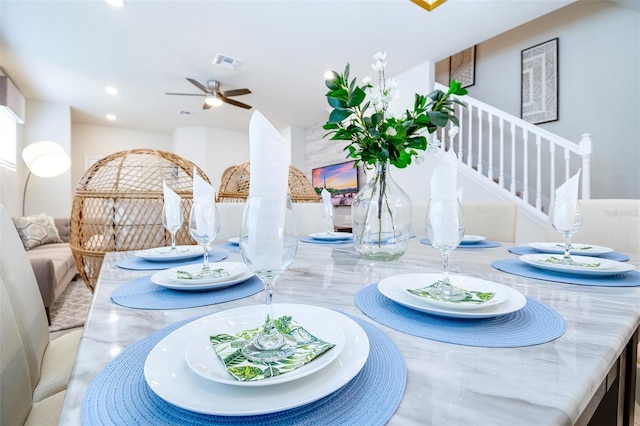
[217,162,319,203]
[69,149,210,291]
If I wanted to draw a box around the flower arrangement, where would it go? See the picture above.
[323,51,467,169]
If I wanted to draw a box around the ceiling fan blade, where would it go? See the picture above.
[222,88,251,97]
[165,92,202,96]
[221,96,252,109]
[202,102,212,110]
[187,78,210,93]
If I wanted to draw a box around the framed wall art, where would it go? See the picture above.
[449,46,475,88]
[521,38,559,124]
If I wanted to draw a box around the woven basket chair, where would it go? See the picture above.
[69,149,210,291]
[217,162,319,203]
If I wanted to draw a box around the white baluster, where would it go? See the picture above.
[523,129,529,203]
[535,135,542,211]
[549,142,556,211]
[564,147,571,182]
[579,133,592,199]
[510,123,516,195]
[488,114,494,182]
[499,118,505,187]
[467,105,473,167]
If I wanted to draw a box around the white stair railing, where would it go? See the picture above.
[434,82,592,216]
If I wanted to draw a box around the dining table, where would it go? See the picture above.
[58,237,639,425]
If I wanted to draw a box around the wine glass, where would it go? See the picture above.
[239,195,298,362]
[552,198,583,265]
[423,198,466,301]
[188,200,220,278]
[161,203,183,253]
[323,201,335,235]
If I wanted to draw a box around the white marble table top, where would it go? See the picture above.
[59,239,640,425]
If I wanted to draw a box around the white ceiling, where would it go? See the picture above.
[0,0,579,135]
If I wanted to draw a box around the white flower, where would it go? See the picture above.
[448,126,460,139]
[387,127,397,137]
[362,76,372,85]
[371,60,385,72]
[386,78,398,90]
[373,52,387,61]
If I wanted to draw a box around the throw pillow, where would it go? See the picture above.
[12,213,63,250]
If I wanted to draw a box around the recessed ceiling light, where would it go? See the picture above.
[106,114,117,121]
[105,86,119,95]
[105,0,125,7]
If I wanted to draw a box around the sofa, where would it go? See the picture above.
[12,215,78,323]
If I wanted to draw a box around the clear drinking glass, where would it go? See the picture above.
[424,198,466,301]
[239,195,298,362]
[552,198,583,265]
[188,200,220,278]
[161,203,183,253]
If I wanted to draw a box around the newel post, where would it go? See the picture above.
[579,133,592,199]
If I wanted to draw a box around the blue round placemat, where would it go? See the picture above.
[492,259,640,287]
[508,246,629,262]
[300,237,354,245]
[111,276,264,309]
[219,242,240,252]
[116,250,228,270]
[420,238,501,249]
[355,284,565,348]
[82,313,406,425]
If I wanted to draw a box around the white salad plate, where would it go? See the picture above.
[399,274,508,311]
[309,232,353,241]
[184,315,346,387]
[144,304,369,416]
[461,235,486,244]
[150,262,254,291]
[527,242,614,256]
[519,254,635,276]
[135,245,205,262]
[378,273,526,319]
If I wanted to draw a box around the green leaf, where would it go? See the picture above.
[328,108,352,123]
[347,86,366,107]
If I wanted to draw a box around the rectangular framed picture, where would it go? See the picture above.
[449,46,475,88]
[521,38,559,124]
[311,160,359,207]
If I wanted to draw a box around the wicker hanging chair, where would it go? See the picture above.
[69,149,210,291]
[217,162,319,203]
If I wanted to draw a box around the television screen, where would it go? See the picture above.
[311,160,359,206]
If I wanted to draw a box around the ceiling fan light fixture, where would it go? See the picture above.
[204,93,223,107]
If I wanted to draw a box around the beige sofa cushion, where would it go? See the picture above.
[12,213,62,250]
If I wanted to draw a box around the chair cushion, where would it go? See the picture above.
[12,214,62,250]
[24,390,66,426]
[32,329,82,403]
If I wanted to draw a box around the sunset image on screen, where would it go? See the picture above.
[311,161,358,206]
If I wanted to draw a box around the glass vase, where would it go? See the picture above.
[351,161,412,260]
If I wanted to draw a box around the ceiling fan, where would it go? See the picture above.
[166,78,252,110]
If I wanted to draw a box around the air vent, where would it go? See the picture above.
[213,54,242,70]
[178,110,192,116]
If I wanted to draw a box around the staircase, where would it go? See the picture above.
[433,82,592,225]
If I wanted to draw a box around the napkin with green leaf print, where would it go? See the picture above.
[209,316,335,382]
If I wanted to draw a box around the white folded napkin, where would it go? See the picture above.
[429,150,462,245]
[553,169,581,230]
[321,188,334,229]
[192,168,217,235]
[162,180,182,229]
[247,110,290,268]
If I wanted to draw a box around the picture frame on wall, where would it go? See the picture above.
[521,38,559,124]
[449,46,475,88]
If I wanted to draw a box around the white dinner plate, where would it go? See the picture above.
[527,242,614,256]
[378,273,526,319]
[518,254,636,276]
[309,232,353,241]
[400,273,508,311]
[135,245,205,262]
[461,235,486,244]
[164,262,247,285]
[227,237,240,245]
[144,304,369,416]
[150,263,255,291]
[184,316,346,387]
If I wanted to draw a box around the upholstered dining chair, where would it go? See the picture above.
[412,201,518,242]
[546,199,640,253]
[0,204,81,425]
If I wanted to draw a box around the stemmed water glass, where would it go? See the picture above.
[552,198,583,265]
[161,203,183,253]
[423,198,466,301]
[188,200,220,278]
[239,195,298,362]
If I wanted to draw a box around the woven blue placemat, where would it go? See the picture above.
[508,246,629,262]
[420,238,501,249]
[300,237,354,245]
[492,259,640,287]
[355,284,565,348]
[219,242,240,252]
[116,251,228,270]
[82,313,406,425]
[111,276,264,309]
